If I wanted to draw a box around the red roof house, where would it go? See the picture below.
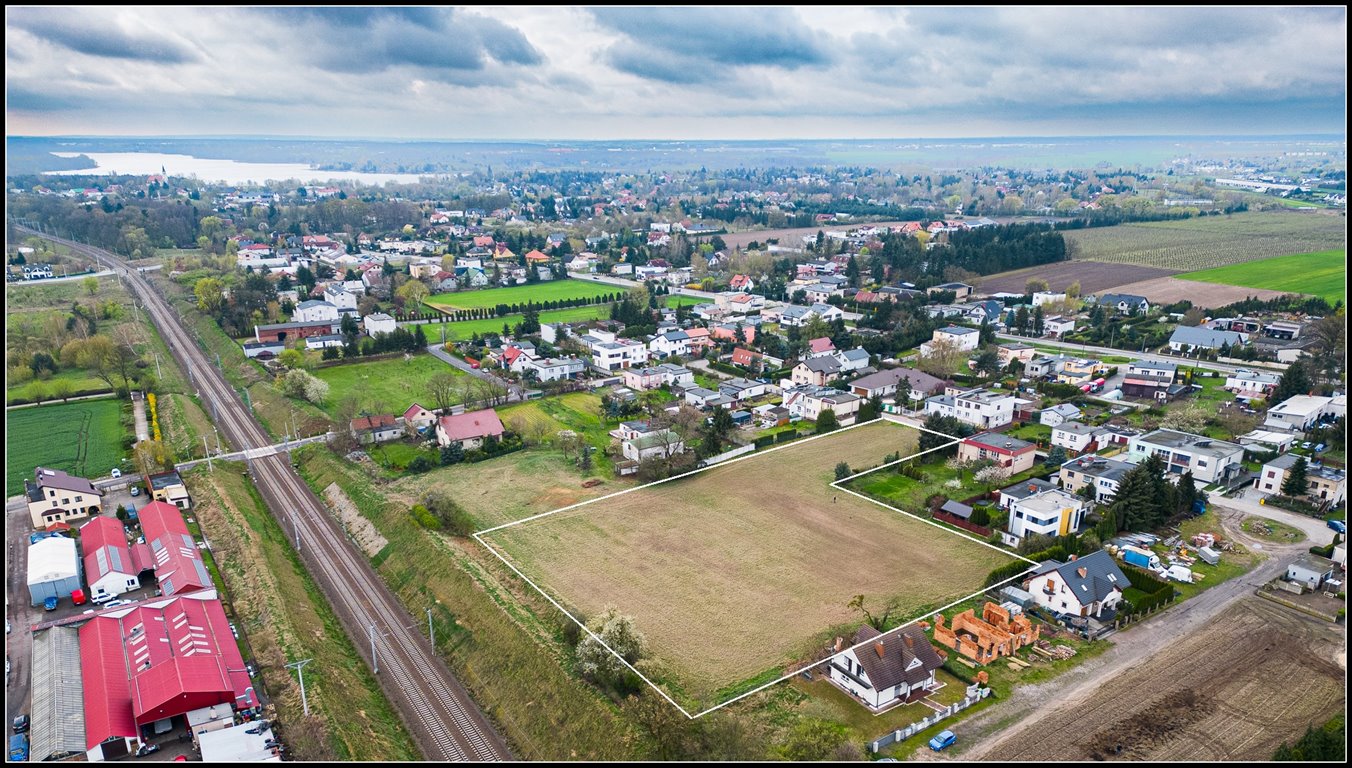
[809,337,836,355]
[435,408,505,449]
[524,249,550,263]
[731,348,762,368]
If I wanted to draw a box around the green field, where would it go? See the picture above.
[313,353,465,419]
[1064,211,1347,272]
[6,399,128,496]
[1176,250,1345,304]
[424,280,622,311]
[411,304,614,341]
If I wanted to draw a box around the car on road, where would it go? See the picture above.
[1328,519,1347,534]
[111,468,122,478]
[929,730,957,752]
[12,715,29,734]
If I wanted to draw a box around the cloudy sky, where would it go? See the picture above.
[6,6,1347,139]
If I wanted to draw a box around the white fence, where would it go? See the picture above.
[869,686,992,753]
[700,443,757,466]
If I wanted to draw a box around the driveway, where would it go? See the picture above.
[1209,487,1338,547]
[427,344,523,404]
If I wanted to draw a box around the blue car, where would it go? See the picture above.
[1328,519,1346,534]
[928,730,957,752]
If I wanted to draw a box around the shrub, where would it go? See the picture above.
[407,455,435,473]
[409,503,439,529]
[834,462,852,481]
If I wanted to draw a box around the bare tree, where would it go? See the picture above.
[427,372,459,412]
[558,430,581,461]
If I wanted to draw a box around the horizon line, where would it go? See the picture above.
[7,132,1348,144]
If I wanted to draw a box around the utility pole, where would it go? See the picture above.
[369,625,378,674]
[153,352,162,381]
[427,607,434,647]
[204,435,213,470]
[284,659,313,716]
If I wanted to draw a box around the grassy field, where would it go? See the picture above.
[848,453,1047,516]
[1064,211,1347,272]
[483,420,1018,709]
[412,305,614,341]
[1175,250,1345,304]
[185,464,419,761]
[313,353,465,419]
[425,281,621,311]
[6,398,128,496]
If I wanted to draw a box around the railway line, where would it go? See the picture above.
[17,227,510,762]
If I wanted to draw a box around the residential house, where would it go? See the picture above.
[146,470,191,510]
[622,429,685,462]
[719,377,770,404]
[1022,551,1127,618]
[1043,315,1076,338]
[294,300,339,323]
[684,327,714,353]
[1286,554,1336,590]
[1032,291,1067,307]
[402,403,438,435]
[803,282,844,303]
[792,356,843,387]
[609,419,659,442]
[583,330,650,371]
[1005,489,1089,548]
[1054,358,1108,386]
[997,342,1037,367]
[959,432,1037,474]
[657,363,694,388]
[711,323,755,344]
[522,356,587,382]
[729,274,755,292]
[1127,429,1245,485]
[776,303,844,328]
[996,478,1058,511]
[1168,325,1247,353]
[782,385,861,423]
[1255,453,1345,506]
[848,367,945,402]
[1263,394,1339,433]
[1039,403,1082,427]
[684,387,724,409]
[25,467,103,529]
[1225,369,1280,398]
[622,367,666,391]
[611,263,634,276]
[363,313,397,336]
[435,408,506,450]
[807,337,837,357]
[1095,293,1150,315]
[1059,455,1135,502]
[305,334,344,350]
[351,414,403,445]
[1122,360,1177,399]
[1051,422,1104,454]
[919,325,980,357]
[323,284,358,311]
[732,347,764,371]
[836,348,870,374]
[649,329,691,358]
[1024,355,1069,379]
[925,388,1020,430]
[827,624,944,711]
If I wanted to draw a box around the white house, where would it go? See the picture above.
[350,414,404,444]
[24,467,103,529]
[836,348,870,374]
[924,388,1020,430]
[1127,429,1245,485]
[1022,551,1127,619]
[323,285,358,311]
[588,336,650,371]
[919,326,980,356]
[1264,394,1338,433]
[1051,421,1103,453]
[1225,369,1281,398]
[656,362,694,388]
[294,300,340,323]
[1032,291,1067,307]
[782,385,860,423]
[649,330,691,358]
[80,516,140,601]
[1095,293,1150,315]
[522,356,587,382]
[1168,325,1247,352]
[1005,489,1089,548]
[1039,403,1082,427]
[401,403,438,434]
[1043,315,1076,338]
[683,387,724,409]
[621,429,685,462]
[363,313,397,336]
[827,624,944,711]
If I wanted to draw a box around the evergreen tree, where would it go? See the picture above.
[895,376,914,408]
[1281,456,1309,497]
[815,408,840,434]
[1015,305,1030,334]
[978,319,995,345]
[1271,360,1312,406]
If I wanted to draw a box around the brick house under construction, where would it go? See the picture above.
[932,602,1040,665]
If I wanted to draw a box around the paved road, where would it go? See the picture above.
[19,227,511,762]
[6,391,119,410]
[1210,486,1337,546]
[132,392,150,441]
[996,332,1285,375]
[941,514,1309,761]
[5,497,35,731]
[427,344,524,404]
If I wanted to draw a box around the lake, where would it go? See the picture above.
[44,152,431,186]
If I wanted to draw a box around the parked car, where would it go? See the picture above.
[43,596,58,611]
[92,592,115,605]
[130,485,140,497]
[1301,441,1313,450]
[1315,443,1327,453]
[134,743,161,757]
[928,730,957,752]
[104,600,131,609]
[1328,519,1346,534]
[111,468,122,479]
[12,715,29,734]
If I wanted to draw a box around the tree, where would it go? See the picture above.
[396,279,429,307]
[894,375,914,409]
[279,369,328,404]
[835,462,852,481]
[974,464,1011,490]
[920,413,966,452]
[194,277,226,314]
[48,378,75,403]
[1025,278,1049,294]
[815,408,839,434]
[277,349,305,369]
[440,442,465,466]
[576,607,647,693]
[1271,360,1312,406]
[427,372,459,412]
[703,406,734,456]
[847,594,903,631]
[916,335,966,377]
[1181,307,1207,326]
[1281,456,1309,497]
[1044,445,1068,467]
[82,276,99,296]
[973,347,1002,379]
[1306,312,1346,382]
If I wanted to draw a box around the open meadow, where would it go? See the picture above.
[424,280,621,312]
[481,419,1018,710]
[1175,249,1345,305]
[313,353,465,419]
[1062,211,1346,272]
[6,398,128,495]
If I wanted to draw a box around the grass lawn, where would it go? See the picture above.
[774,668,972,749]
[495,392,620,475]
[185,464,419,761]
[484,421,1017,710]
[366,441,439,471]
[411,304,614,341]
[1240,516,1307,544]
[6,398,129,496]
[424,281,621,311]
[1005,423,1052,444]
[313,353,464,419]
[1175,249,1345,305]
[847,454,1048,516]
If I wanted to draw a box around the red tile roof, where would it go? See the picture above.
[350,414,396,432]
[731,348,761,366]
[809,337,836,354]
[403,403,433,422]
[437,408,505,443]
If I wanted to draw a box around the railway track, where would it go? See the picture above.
[17,227,511,762]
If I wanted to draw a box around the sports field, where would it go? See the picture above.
[481,419,1018,710]
[424,281,621,311]
[6,398,127,496]
[1175,249,1345,304]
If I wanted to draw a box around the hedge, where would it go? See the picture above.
[1121,564,1174,614]
[708,360,743,377]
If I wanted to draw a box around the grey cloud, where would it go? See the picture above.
[9,9,201,63]
[591,7,830,82]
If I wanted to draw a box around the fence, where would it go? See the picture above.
[701,443,757,466]
[869,687,992,753]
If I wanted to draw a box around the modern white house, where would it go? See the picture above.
[522,356,587,382]
[1126,429,1245,485]
[1264,395,1340,433]
[583,330,650,371]
[1022,551,1127,619]
[1168,325,1246,352]
[924,388,1020,430]
[293,300,340,323]
[1043,315,1076,337]
[363,312,397,336]
[827,624,944,711]
[1004,489,1088,548]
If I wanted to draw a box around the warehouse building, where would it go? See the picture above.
[28,535,82,606]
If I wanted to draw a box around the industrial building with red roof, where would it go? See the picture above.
[136,501,211,597]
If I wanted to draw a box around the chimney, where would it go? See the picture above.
[874,642,886,659]
[1077,567,1088,578]
[1069,554,1077,561]
[903,633,914,649]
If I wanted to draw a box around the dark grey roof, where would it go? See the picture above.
[1098,293,1149,307]
[940,500,973,519]
[32,467,98,496]
[999,477,1057,501]
[802,356,843,373]
[1061,455,1134,483]
[1029,550,1127,605]
[1169,325,1245,349]
[851,624,944,690]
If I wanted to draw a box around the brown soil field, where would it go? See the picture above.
[991,596,1344,761]
[975,261,1177,295]
[482,420,1017,708]
[711,221,927,250]
[1094,276,1296,309]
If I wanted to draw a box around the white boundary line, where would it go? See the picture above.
[473,417,1040,718]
